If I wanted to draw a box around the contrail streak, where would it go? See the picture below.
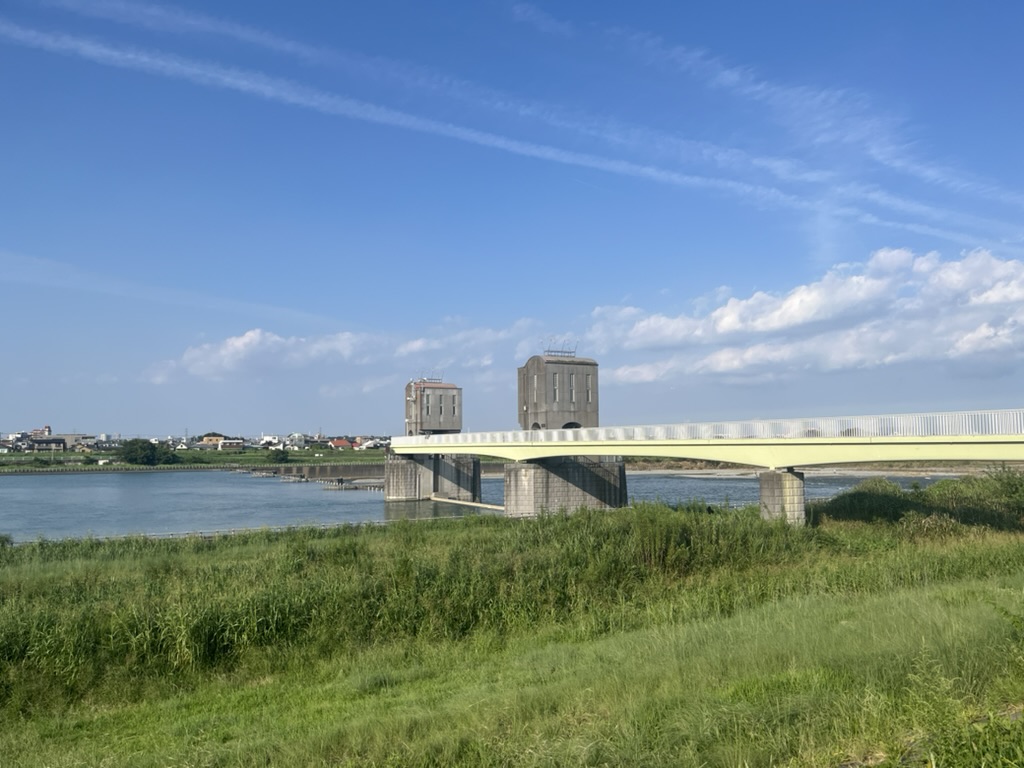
[0,18,804,208]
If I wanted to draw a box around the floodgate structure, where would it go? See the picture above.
[388,409,1024,523]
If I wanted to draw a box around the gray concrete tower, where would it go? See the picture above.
[404,378,462,436]
[517,351,599,430]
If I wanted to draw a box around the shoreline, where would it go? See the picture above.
[0,463,998,479]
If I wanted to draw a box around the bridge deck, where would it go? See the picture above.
[391,409,1024,469]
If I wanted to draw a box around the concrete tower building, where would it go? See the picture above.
[404,378,462,436]
[517,351,599,430]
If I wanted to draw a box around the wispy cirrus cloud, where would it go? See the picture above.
[49,1,837,191]
[42,0,332,62]
[511,3,574,37]
[12,14,1011,254]
[614,28,1024,213]
[0,248,326,322]
[610,28,892,146]
[0,18,815,212]
[395,318,537,359]
[31,3,1024,248]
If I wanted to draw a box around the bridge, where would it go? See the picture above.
[387,409,1024,523]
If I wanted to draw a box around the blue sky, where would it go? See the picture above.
[3,1,1024,438]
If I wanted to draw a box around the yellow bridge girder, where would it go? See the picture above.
[390,434,1024,469]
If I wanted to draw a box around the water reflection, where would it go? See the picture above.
[382,499,473,521]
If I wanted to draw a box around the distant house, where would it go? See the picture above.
[329,438,353,450]
[218,439,245,450]
[30,437,67,453]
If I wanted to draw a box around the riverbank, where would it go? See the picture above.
[2,478,1024,766]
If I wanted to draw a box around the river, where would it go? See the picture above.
[0,469,946,543]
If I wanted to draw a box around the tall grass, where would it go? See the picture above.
[810,465,1024,529]
[1,500,1022,705]
[3,472,1024,764]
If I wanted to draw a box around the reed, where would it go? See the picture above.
[2,472,1024,764]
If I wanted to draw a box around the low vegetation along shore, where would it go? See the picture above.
[4,472,1024,765]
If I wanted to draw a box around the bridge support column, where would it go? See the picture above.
[759,469,806,525]
[433,455,481,502]
[504,456,627,518]
[385,454,432,501]
[384,454,481,502]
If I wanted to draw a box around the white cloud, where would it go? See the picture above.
[462,354,494,368]
[866,247,915,274]
[295,332,362,363]
[396,338,443,356]
[586,305,646,351]
[589,248,1024,382]
[625,313,703,348]
[618,260,899,350]
[177,328,368,380]
[159,319,538,383]
[949,321,1017,357]
[694,342,799,374]
[143,359,177,385]
[396,319,536,359]
[607,358,684,384]
[360,376,399,394]
[712,272,893,334]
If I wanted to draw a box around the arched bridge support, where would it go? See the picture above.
[504,456,627,518]
[384,454,481,502]
[759,469,806,525]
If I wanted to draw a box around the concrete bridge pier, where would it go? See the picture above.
[384,454,481,502]
[504,456,627,518]
[759,469,806,525]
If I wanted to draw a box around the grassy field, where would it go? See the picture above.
[3,473,1024,765]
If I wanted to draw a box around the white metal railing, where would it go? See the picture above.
[391,409,1024,449]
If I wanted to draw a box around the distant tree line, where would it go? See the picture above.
[117,439,180,466]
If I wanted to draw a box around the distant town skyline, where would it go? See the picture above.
[3,2,1024,436]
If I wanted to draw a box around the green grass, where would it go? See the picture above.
[3,473,1024,765]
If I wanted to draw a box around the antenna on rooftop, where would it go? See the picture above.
[543,336,578,357]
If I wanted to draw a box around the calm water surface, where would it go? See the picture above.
[0,470,945,542]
